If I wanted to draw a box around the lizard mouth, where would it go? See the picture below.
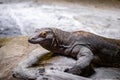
[28,37,45,44]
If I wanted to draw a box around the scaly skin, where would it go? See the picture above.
[28,27,120,76]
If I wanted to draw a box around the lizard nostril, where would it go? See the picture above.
[28,37,37,43]
[28,38,33,43]
[12,73,16,78]
[32,38,36,40]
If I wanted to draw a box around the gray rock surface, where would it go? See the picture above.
[12,47,120,80]
[0,36,38,80]
[0,0,120,38]
[0,36,120,80]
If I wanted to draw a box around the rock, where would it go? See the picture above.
[0,0,120,38]
[12,46,120,80]
[0,27,22,38]
[0,36,120,80]
[37,70,89,80]
[91,68,120,80]
[0,36,38,80]
[0,9,22,38]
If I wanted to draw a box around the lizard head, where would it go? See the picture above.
[28,28,55,47]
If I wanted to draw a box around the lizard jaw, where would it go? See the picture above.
[28,37,45,44]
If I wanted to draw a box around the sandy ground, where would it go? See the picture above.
[0,0,120,38]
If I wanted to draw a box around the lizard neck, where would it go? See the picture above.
[53,29,71,46]
[47,29,72,53]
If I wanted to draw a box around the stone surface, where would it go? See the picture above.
[0,0,120,38]
[0,36,120,80]
[12,46,120,80]
[0,36,38,80]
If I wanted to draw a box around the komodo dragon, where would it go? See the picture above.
[28,27,120,77]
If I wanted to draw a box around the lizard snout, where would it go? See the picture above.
[28,37,38,44]
[28,36,45,44]
[28,38,32,43]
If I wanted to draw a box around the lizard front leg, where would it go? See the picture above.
[12,48,50,80]
[65,46,94,77]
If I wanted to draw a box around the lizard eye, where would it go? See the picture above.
[39,31,47,38]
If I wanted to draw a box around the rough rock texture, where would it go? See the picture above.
[0,0,120,38]
[0,37,120,80]
[12,45,120,80]
[0,37,38,80]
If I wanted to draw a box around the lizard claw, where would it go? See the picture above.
[36,68,46,76]
[64,67,82,76]
[64,68,70,72]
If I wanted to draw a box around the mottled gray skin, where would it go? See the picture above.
[28,27,120,76]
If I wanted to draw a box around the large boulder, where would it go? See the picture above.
[0,36,38,80]
[0,36,120,80]
[12,46,120,80]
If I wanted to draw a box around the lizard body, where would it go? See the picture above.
[28,28,120,76]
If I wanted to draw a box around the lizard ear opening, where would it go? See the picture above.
[39,31,47,38]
